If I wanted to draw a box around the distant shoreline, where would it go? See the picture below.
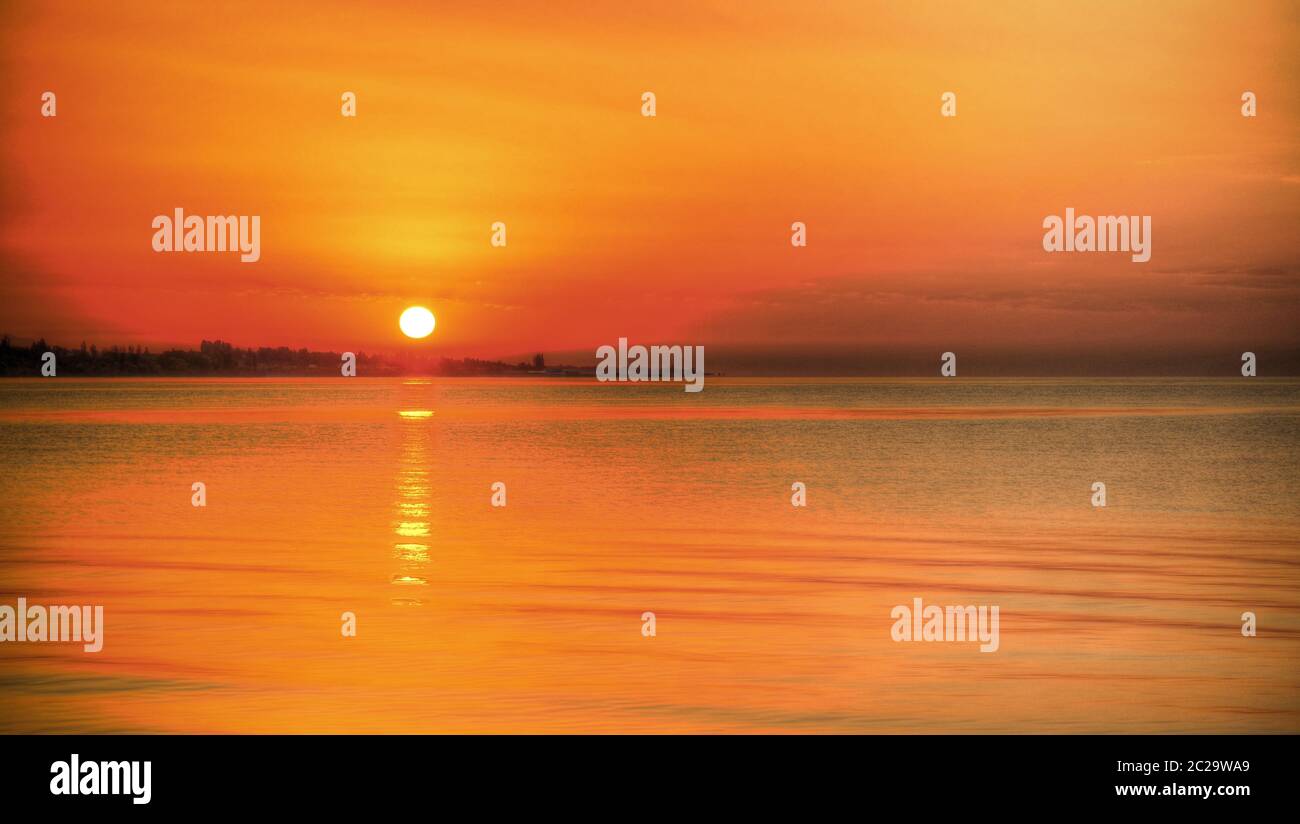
[1,338,1295,379]
[0,336,593,378]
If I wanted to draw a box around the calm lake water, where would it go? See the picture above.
[1,377,1298,732]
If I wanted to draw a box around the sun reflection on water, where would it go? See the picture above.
[392,396,435,604]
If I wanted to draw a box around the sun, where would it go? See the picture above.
[399,306,435,339]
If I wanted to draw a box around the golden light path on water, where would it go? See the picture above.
[393,382,435,600]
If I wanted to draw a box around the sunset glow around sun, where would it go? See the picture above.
[399,306,435,339]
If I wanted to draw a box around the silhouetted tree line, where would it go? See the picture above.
[0,336,573,377]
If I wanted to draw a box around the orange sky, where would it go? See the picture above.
[1,1,1297,371]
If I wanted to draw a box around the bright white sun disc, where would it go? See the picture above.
[399,306,435,339]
